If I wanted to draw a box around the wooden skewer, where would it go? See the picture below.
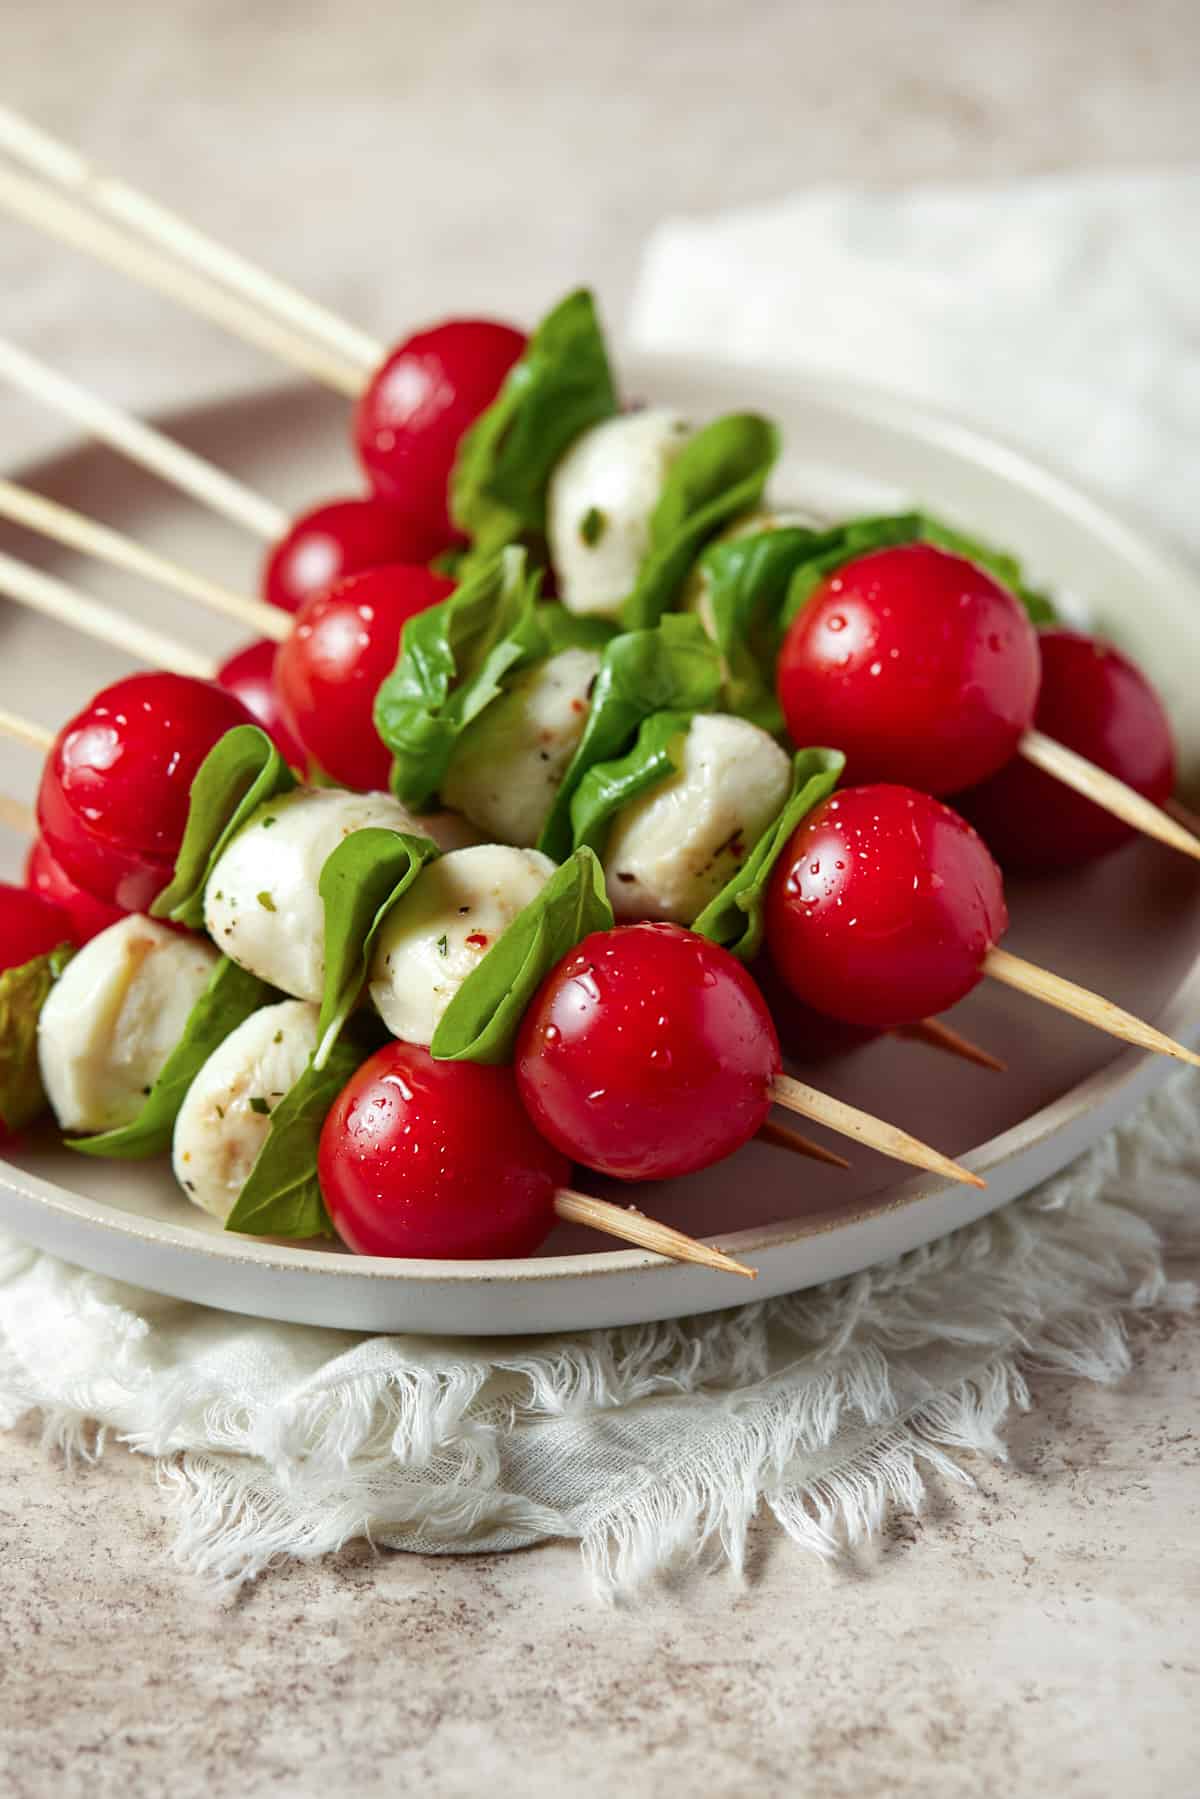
[0,162,367,398]
[757,1118,851,1170]
[895,1017,1007,1074]
[1020,730,1200,865]
[984,947,1200,1068]
[554,1189,756,1278]
[0,339,286,541]
[0,479,288,643]
[1165,796,1200,839]
[0,107,382,377]
[769,1074,985,1188]
[0,708,53,753]
[0,549,216,678]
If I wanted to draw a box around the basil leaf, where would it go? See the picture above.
[431,847,612,1064]
[569,709,690,857]
[692,747,845,961]
[620,413,780,630]
[69,956,278,1160]
[781,511,1056,626]
[152,725,297,930]
[374,547,545,810]
[537,613,722,862]
[223,1029,374,1241]
[450,289,618,553]
[699,525,824,734]
[314,828,442,1067]
[0,943,74,1133]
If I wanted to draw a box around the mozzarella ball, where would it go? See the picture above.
[441,647,602,847]
[37,915,218,1134]
[172,999,320,1221]
[603,714,791,924]
[368,845,555,1045]
[547,409,692,619]
[204,786,461,1002]
[681,506,825,641]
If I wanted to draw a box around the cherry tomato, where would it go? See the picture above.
[275,563,454,791]
[515,922,781,1183]
[958,628,1177,871]
[765,785,1007,1030]
[215,638,306,768]
[36,672,255,912]
[0,881,73,970]
[353,319,527,535]
[777,542,1041,795]
[24,836,125,945]
[262,494,453,614]
[750,953,879,1061]
[319,1041,568,1259]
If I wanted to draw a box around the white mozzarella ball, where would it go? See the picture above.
[172,999,320,1221]
[37,915,219,1135]
[441,647,602,846]
[603,714,791,924]
[368,845,555,1045]
[680,506,825,641]
[547,409,692,619]
[204,786,460,1002]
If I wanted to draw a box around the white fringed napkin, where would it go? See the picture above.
[2,171,1198,1591]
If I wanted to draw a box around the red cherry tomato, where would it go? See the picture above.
[0,881,73,970]
[515,922,781,1183]
[777,542,1041,795]
[36,672,255,911]
[750,953,879,1061]
[318,1041,568,1259]
[353,319,527,535]
[215,638,306,768]
[24,836,125,945]
[765,785,1008,1030]
[275,563,453,791]
[958,628,1177,871]
[262,494,453,614]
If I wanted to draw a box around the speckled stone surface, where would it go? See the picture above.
[1,3,1199,1792]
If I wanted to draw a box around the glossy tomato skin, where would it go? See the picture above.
[777,543,1041,796]
[275,563,454,791]
[750,953,880,1061]
[36,672,255,912]
[262,494,453,614]
[24,836,125,945]
[353,320,527,535]
[765,785,1008,1030]
[958,628,1177,872]
[318,1041,568,1259]
[515,922,781,1183]
[215,638,306,768]
[0,881,73,970]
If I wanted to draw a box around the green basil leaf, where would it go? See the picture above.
[0,943,74,1133]
[692,747,845,961]
[223,1028,375,1241]
[431,847,613,1064]
[537,612,722,863]
[450,289,618,553]
[374,546,548,810]
[569,709,690,857]
[314,828,442,1067]
[620,413,780,630]
[698,524,824,733]
[152,725,297,930]
[69,956,278,1160]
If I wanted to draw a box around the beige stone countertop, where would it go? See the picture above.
[1,2,1198,1793]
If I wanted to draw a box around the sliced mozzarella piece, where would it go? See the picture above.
[368,845,555,1045]
[547,409,692,619]
[37,915,218,1134]
[172,998,320,1221]
[204,786,459,1001]
[441,647,602,847]
[680,506,825,640]
[603,714,791,924]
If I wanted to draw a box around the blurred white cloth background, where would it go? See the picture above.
[2,172,1199,1591]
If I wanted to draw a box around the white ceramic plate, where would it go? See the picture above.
[1,358,1198,1336]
